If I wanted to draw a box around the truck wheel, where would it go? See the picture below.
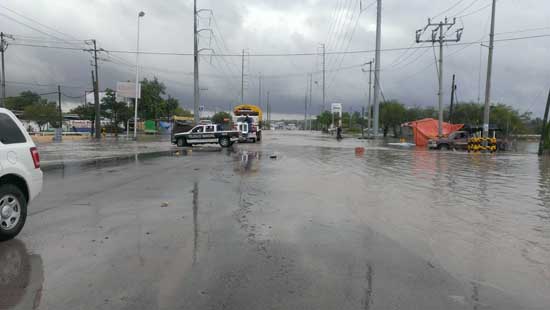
[177,138,187,147]
[438,144,449,151]
[0,185,27,242]
[219,137,230,148]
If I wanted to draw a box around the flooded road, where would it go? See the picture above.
[1,131,549,309]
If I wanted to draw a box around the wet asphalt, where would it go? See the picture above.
[1,131,549,309]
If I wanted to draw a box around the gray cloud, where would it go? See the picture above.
[1,0,549,116]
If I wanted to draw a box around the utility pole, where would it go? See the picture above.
[304,92,308,130]
[57,85,63,141]
[241,49,245,104]
[0,32,13,107]
[483,0,497,139]
[416,17,463,137]
[362,60,374,137]
[449,74,456,123]
[258,72,262,109]
[308,73,313,130]
[90,71,96,137]
[267,91,270,129]
[372,0,382,138]
[91,39,101,139]
[320,43,326,112]
[193,0,200,124]
[538,89,550,156]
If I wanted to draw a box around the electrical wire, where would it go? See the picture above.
[431,0,468,19]
[9,33,550,57]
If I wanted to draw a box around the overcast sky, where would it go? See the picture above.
[1,0,549,117]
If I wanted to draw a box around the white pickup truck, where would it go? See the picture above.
[172,124,240,147]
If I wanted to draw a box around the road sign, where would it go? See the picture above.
[116,82,141,99]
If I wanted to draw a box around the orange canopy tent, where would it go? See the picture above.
[403,118,463,146]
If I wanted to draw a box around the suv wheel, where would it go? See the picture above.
[438,144,450,151]
[0,185,27,241]
[177,138,187,147]
[219,137,230,148]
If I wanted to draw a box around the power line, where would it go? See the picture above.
[9,33,550,57]
[458,1,495,18]
[452,0,483,17]
[5,80,87,88]
[0,4,80,41]
[431,0,468,19]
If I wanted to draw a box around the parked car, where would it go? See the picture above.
[0,108,43,241]
[172,124,240,147]
[428,131,469,150]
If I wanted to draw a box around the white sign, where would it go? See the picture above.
[331,103,343,113]
[86,91,108,104]
[116,82,141,99]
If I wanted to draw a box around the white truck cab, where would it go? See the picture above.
[0,108,43,241]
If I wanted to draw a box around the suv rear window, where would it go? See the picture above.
[0,113,27,144]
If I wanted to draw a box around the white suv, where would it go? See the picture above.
[0,108,42,241]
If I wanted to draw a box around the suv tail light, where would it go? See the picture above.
[30,147,40,169]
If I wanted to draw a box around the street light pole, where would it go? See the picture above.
[134,11,145,140]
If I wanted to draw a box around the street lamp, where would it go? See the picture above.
[133,11,145,140]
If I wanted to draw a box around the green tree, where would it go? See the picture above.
[316,111,332,130]
[163,96,179,119]
[23,102,59,131]
[380,100,407,137]
[101,89,131,136]
[70,104,95,121]
[174,106,193,117]
[449,102,483,125]
[212,111,232,125]
[490,104,526,135]
[140,77,166,120]
[5,91,41,111]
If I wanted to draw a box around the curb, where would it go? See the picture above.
[40,150,175,172]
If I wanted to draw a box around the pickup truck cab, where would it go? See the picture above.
[0,108,43,241]
[428,131,469,150]
[172,124,240,148]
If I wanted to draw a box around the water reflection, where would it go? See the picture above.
[364,263,373,310]
[0,240,44,310]
[192,180,199,265]
[234,151,261,175]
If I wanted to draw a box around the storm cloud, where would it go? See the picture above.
[1,0,548,117]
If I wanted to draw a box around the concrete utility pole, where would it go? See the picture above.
[483,0,497,139]
[320,43,326,112]
[90,71,96,136]
[538,89,550,156]
[308,73,313,130]
[57,85,63,141]
[449,74,456,123]
[241,49,245,104]
[266,91,270,129]
[372,0,382,138]
[362,60,374,136]
[304,92,308,130]
[416,17,463,137]
[92,39,101,139]
[0,32,13,108]
[193,0,200,124]
[258,72,262,109]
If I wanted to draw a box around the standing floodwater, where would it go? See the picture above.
[2,131,548,309]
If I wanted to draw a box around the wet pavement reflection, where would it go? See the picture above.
[6,131,550,309]
[0,240,44,310]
